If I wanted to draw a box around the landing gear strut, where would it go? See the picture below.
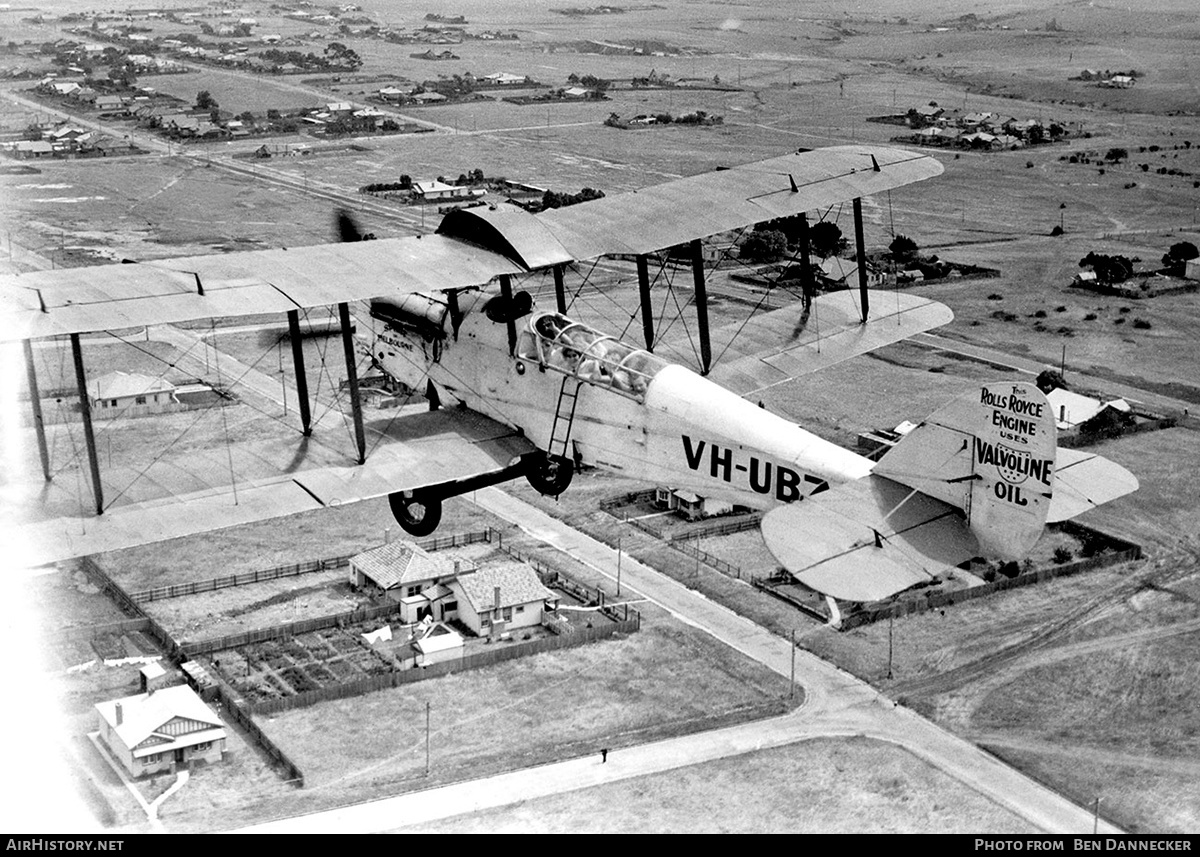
[388,491,443,537]
[525,452,574,497]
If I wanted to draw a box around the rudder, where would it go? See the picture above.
[873,382,1056,562]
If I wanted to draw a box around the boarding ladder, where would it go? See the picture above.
[548,377,582,460]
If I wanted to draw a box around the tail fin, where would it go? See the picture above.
[873,382,1056,562]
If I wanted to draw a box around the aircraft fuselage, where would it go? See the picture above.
[365,290,873,513]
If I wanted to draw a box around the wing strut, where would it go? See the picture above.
[689,239,713,374]
[70,333,104,515]
[286,310,313,436]
[797,213,816,307]
[552,264,568,315]
[852,197,869,323]
[337,302,366,465]
[636,254,655,351]
[23,339,51,482]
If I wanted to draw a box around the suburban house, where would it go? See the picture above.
[412,179,484,201]
[1045,388,1131,432]
[448,564,558,637]
[349,540,463,623]
[482,72,527,86]
[86,371,178,415]
[94,684,226,778]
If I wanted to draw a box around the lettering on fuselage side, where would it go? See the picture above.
[680,435,813,502]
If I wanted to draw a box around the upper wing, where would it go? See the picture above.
[1,145,940,343]
[701,290,954,396]
[0,235,521,343]
[537,145,943,259]
[9,407,535,567]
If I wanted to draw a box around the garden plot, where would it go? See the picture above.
[213,622,406,705]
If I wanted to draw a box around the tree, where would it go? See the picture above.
[889,234,919,263]
[739,230,787,262]
[808,221,846,258]
[1035,368,1066,393]
[1079,251,1134,283]
[1105,147,1128,163]
[1161,240,1199,274]
[195,90,217,110]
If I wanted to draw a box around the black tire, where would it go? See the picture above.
[525,453,574,496]
[389,492,443,537]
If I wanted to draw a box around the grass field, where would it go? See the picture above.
[6,0,1200,835]
[398,736,1037,834]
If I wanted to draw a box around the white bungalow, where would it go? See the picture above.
[94,685,225,778]
[349,540,462,623]
[449,564,557,637]
[86,372,177,413]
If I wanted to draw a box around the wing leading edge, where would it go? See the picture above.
[0,234,523,343]
[10,408,536,567]
[537,145,944,260]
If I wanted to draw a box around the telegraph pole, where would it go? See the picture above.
[425,701,431,776]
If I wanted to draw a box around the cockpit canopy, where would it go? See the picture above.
[520,311,667,401]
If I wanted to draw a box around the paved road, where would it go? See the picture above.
[237,487,1123,834]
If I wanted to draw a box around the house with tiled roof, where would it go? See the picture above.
[94,684,226,777]
[449,563,558,637]
[349,540,465,622]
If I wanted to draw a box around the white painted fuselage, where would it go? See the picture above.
[366,292,874,509]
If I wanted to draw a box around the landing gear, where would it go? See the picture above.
[524,452,574,497]
[389,491,443,537]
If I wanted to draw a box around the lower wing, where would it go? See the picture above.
[12,408,534,568]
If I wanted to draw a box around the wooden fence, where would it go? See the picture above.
[671,538,751,581]
[211,682,305,787]
[180,600,407,655]
[249,618,640,716]
[128,529,495,603]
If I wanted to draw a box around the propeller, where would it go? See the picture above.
[336,209,376,242]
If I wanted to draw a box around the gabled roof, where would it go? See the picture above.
[453,563,555,612]
[351,540,449,590]
[95,685,223,753]
[87,371,174,400]
[1046,388,1129,429]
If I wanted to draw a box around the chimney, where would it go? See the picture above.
[115,702,123,726]
[454,560,461,576]
[493,586,501,610]
[1060,405,1066,422]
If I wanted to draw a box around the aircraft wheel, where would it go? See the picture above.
[389,492,442,537]
[525,453,574,497]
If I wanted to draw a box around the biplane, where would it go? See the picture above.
[0,145,1136,604]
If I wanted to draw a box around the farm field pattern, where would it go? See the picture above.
[3,0,1200,836]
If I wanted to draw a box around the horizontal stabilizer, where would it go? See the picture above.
[703,291,953,396]
[761,475,978,603]
[1047,448,1139,523]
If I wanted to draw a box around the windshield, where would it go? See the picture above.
[521,312,667,401]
